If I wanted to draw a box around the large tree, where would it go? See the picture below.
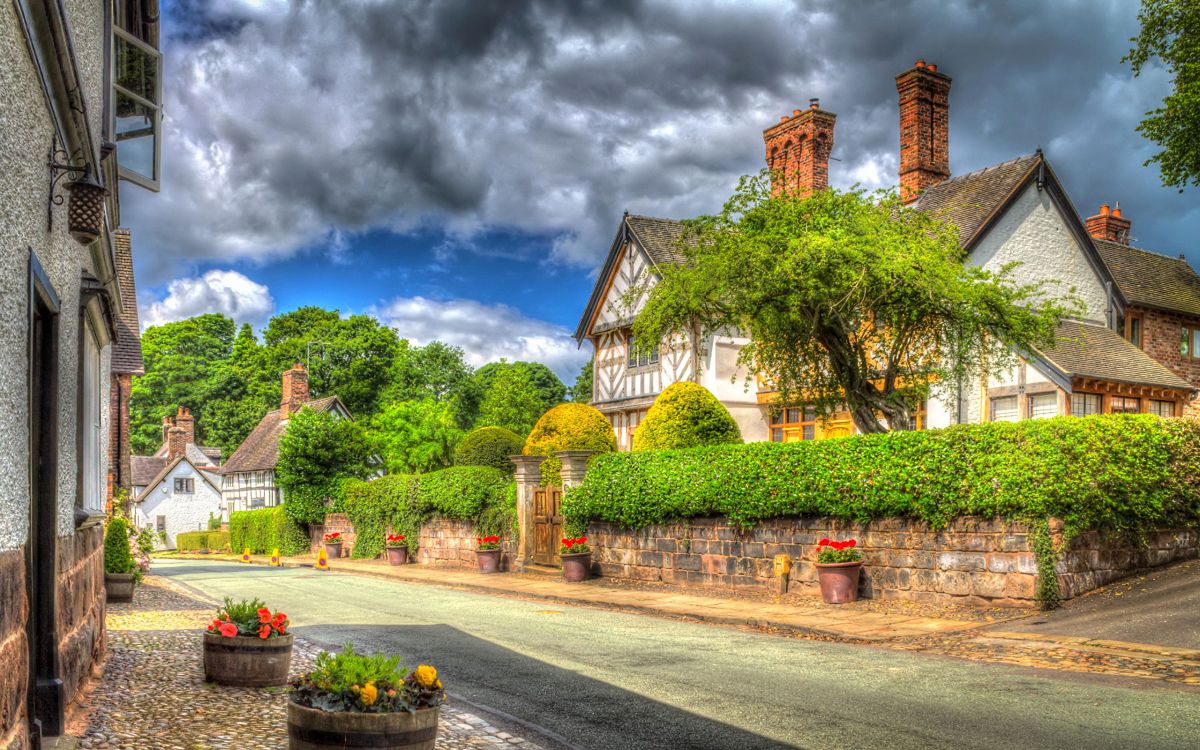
[568,357,593,403]
[1127,0,1200,190]
[476,364,552,435]
[632,176,1075,434]
[366,399,463,475]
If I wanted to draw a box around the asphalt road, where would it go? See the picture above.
[986,558,1200,648]
[156,559,1199,750]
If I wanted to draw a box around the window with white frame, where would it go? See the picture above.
[1028,393,1058,419]
[989,396,1019,422]
[79,321,103,512]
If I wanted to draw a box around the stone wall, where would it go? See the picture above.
[587,517,1199,607]
[310,513,356,557]
[417,519,514,571]
[0,549,28,750]
[56,525,106,709]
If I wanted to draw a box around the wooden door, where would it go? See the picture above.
[532,485,563,566]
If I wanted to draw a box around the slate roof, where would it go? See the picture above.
[1037,320,1194,391]
[1093,240,1200,318]
[914,154,1041,247]
[111,230,145,375]
[221,396,343,474]
[625,214,688,266]
[131,455,169,487]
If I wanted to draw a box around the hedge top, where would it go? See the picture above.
[523,403,617,485]
[632,382,743,452]
[455,426,524,473]
[563,415,1200,538]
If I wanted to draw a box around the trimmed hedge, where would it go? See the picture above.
[345,467,516,559]
[564,415,1200,538]
[104,517,135,575]
[455,426,523,474]
[176,531,231,552]
[283,476,356,526]
[229,507,310,556]
[632,382,743,451]
[523,403,616,486]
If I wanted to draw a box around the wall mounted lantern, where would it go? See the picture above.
[48,136,108,245]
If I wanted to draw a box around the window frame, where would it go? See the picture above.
[769,405,818,441]
[626,332,659,369]
[1125,313,1143,349]
[173,477,195,494]
[1027,392,1058,420]
[77,318,103,514]
[1070,392,1102,417]
[112,25,163,190]
[989,395,1019,422]
[1109,395,1141,414]
[1148,400,1175,418]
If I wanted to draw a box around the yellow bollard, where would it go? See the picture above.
[241,547,251,564]
[270,548,280,567]
[316,547,329,571]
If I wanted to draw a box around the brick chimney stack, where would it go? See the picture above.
[167,425,187,459]
[896,60,952,204]
[281,363,311,419]
[1085,203,1132,245]
[175,406,195,446]
[763,98,836,198]
[161,415,172,446]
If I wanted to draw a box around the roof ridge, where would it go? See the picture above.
[626,213,683,224]
[1096,237,1191,265]
[933,153,1038,187]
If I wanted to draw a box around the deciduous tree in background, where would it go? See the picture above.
[366,399,463,475]
[569,357,593,403]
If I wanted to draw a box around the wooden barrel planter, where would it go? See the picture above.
[287,702,440,750]
[204,633,294,686]
[105,573,135,602]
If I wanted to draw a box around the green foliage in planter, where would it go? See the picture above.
[455,426,523,474]
[632,382,743,451]
[565,415,1200,538]
[229,507,309,556]
[104,517,136,575]
[522,403,616,486]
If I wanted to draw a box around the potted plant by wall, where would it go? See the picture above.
[324,531,344,559]
[559,536,593,583]
[104,517,140,603]
[289,644,445,750]
[385,535,408,566]
[814,538,863,604]
[475,535,502,573]
[204,596,293,686]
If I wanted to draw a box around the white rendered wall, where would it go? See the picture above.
[135,462,223,549]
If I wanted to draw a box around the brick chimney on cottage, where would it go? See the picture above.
[1085,203,1132,245]
[174,406,195,445]
[763,98,837,198]
[167,424,187,459]
[281,363,311,419]
[161,415,172,446]
[896,60,952,204]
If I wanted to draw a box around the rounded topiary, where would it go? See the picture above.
[632,382,743,452]
[523,403,617,486]
[455,426,524,474]
[104,517,136,575]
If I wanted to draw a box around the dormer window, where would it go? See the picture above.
[627,333,659,369]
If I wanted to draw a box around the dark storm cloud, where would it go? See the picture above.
[126,0,1197,285]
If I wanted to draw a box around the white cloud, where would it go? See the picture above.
[140,270,276,329]
[369,296,591,380]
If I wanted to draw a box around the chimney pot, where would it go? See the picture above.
[927,63,937,72]
[1099,203,1110,215]
[1085,203,1132,245]
[1112,207,1122,218]
[809,98,820,110]
[793,109,802,116]
[915,59,925,68]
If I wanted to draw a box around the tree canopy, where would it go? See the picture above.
[568,358,593,403]
[1126,0,1200,190]
[365,399,463,475]
[632,176,1075,434]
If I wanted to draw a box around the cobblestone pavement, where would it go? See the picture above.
[67,576,544,750]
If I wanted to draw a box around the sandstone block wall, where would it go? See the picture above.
[417,518,514,571]
[56,525,105,711]
[1057,528,1199,599]
[0,549,29,749]
[310,513,356,557]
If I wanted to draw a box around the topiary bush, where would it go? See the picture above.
[104,517,136,575]
[522,403,617,486]
[454,426,524,474]
[632,382,743,451]
[229,507,309,556]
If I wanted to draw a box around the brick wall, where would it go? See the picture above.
[310,513,355,557]
[587,517,1199,606]
[107,373,133,494]
[417,519,514,570]
[56,525,105,710]
[1135,306,1200,392]
[0,549,29,750]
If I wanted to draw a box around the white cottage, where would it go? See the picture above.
[130,407,223,547]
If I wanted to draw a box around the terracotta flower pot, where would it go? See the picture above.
[204,632,294,687]
[105,572,135,603]
[325,542,343,559]
[476,549,502,573]
[561,552,592,583]
[816,560,863,604]
[287,701,439,750]
[386,546,408,566]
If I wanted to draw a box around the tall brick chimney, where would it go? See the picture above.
[167,424,187,459]
[1085,203,1132,245]
[763,98,836,198]
[281,363,311,419]
[896,60,952,204]
[175,406,195,446]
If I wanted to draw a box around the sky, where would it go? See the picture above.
[125,0,1199,382]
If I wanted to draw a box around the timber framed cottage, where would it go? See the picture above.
[575,60,1200,448]
[1,1,164,746]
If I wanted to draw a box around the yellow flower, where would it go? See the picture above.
[414,665,438,688]
[360,681,378,706]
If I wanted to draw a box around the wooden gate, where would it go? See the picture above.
[532,484,563,566]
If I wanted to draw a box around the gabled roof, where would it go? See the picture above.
[1035,320,1194,391]
[1093,240,1200,318]
[133,454,222,503]
[153,442,222,467]
[221,396,346,474]
[131,455,169,487]
[111,229,145,375]
[914,154,1041,248]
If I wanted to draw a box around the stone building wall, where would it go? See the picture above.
[0,549,28,749]
[55,525,105,710]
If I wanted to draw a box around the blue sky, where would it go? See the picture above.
[125,1,1199,383]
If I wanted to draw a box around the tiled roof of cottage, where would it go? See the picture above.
[1093,240,1200,318]
[625,214,688,267]
[1037,320,1193,391]
[221,396,343,474]
[131,455,169,487]
[914,154,1042,247]
[111,230,145,375]
[133,455,222,503]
